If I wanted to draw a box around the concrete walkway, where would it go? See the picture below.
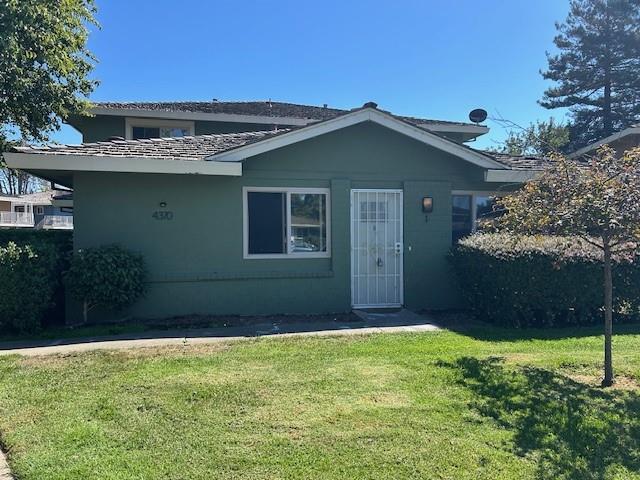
[0,309,440,357]
[0,449,12,480]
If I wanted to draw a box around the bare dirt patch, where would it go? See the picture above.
[568,373,640,390]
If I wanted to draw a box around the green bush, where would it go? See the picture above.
[449,234,640,327]
[65,245,147,323]
[0,241,62,332]
[0,229,72,249]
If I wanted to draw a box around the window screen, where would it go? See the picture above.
[247,192,286,254]
[290,193,327,252]
[452,195,473,244]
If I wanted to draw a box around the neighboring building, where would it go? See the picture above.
[0,190,73,229]
[6,101,545,322]
[570,124,640,159]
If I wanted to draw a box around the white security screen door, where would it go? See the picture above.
[351,189,403,308]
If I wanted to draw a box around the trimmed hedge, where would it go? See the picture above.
[449,234,640,327]
[0,230,72,332]
[65,244,147,324]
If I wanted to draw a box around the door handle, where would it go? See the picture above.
[376,257,384,267]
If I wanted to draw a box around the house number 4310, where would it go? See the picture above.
[152,211,174,221]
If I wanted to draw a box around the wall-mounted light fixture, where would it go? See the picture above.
[422,196,434,214]
[159,201,167,208]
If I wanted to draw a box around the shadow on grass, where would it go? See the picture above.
[430,312,640,342]
[441,357,640,480]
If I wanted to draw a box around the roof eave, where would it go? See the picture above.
[485,169,541,183]
[569,126,640,158]
[3,152,242,177]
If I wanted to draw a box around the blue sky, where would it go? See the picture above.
[55,0,570,150]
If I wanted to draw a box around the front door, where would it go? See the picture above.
[350,189,403,308]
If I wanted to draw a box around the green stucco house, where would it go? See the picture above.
[5,101,545,321]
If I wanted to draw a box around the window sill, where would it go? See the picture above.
[243,253,331,260]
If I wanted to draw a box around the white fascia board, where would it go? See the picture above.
[484,169,540,183]
[418,123,489,134]
[207,108,505,169]
[3,152,242,176]
[90,107,312,127]
[569,126,640,158]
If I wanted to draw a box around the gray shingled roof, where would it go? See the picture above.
[487,152,554,171]
[14,106,549,171]
[93,100,479,128]
[15,130,548,170]
[14,130,286,161]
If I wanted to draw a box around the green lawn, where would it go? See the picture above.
[1,323,639,479]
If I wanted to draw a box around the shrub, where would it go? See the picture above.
[65,245,147,323]
[0,241,62,333]
[0,229,72,249]
[449,234,640,328]
[0,230,73,327]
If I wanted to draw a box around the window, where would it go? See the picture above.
[35,206,44,215]
[452,195,473,244]
[359,201,387,222]
[125,118,194,140]
[131,126,191,140]
[452,192,500,244]
[244,188,330,258]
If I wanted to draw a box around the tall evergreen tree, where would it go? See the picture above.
[540,0,640,150]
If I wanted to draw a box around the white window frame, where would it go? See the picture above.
[125,117,195,140]
[452,190,502,233]
[243,186,331,259]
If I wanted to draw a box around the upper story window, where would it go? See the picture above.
[125,118,195,140]
[452,192,501,244]
[243,187,330,259]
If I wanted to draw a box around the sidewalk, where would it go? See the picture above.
[0,449,11,480]
[0,309,440,357]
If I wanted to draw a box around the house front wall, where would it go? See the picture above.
[72,122,510,321]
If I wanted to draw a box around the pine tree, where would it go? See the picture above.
[540,0,640,150]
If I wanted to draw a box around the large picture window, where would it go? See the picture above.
[244,187,330,258]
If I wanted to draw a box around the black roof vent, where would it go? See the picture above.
[362,101,378,109]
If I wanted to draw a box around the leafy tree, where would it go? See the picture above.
[0,0,98,193]
[65,245,147,324]
[495,118,570,156]
[497,146,640,386]
[540,0,640,150]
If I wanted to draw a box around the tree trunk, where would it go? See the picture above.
[603,71,612,136]
[602,242,614,387]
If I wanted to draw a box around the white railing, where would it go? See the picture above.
[37,215,73,230]
[0,212,35,227]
